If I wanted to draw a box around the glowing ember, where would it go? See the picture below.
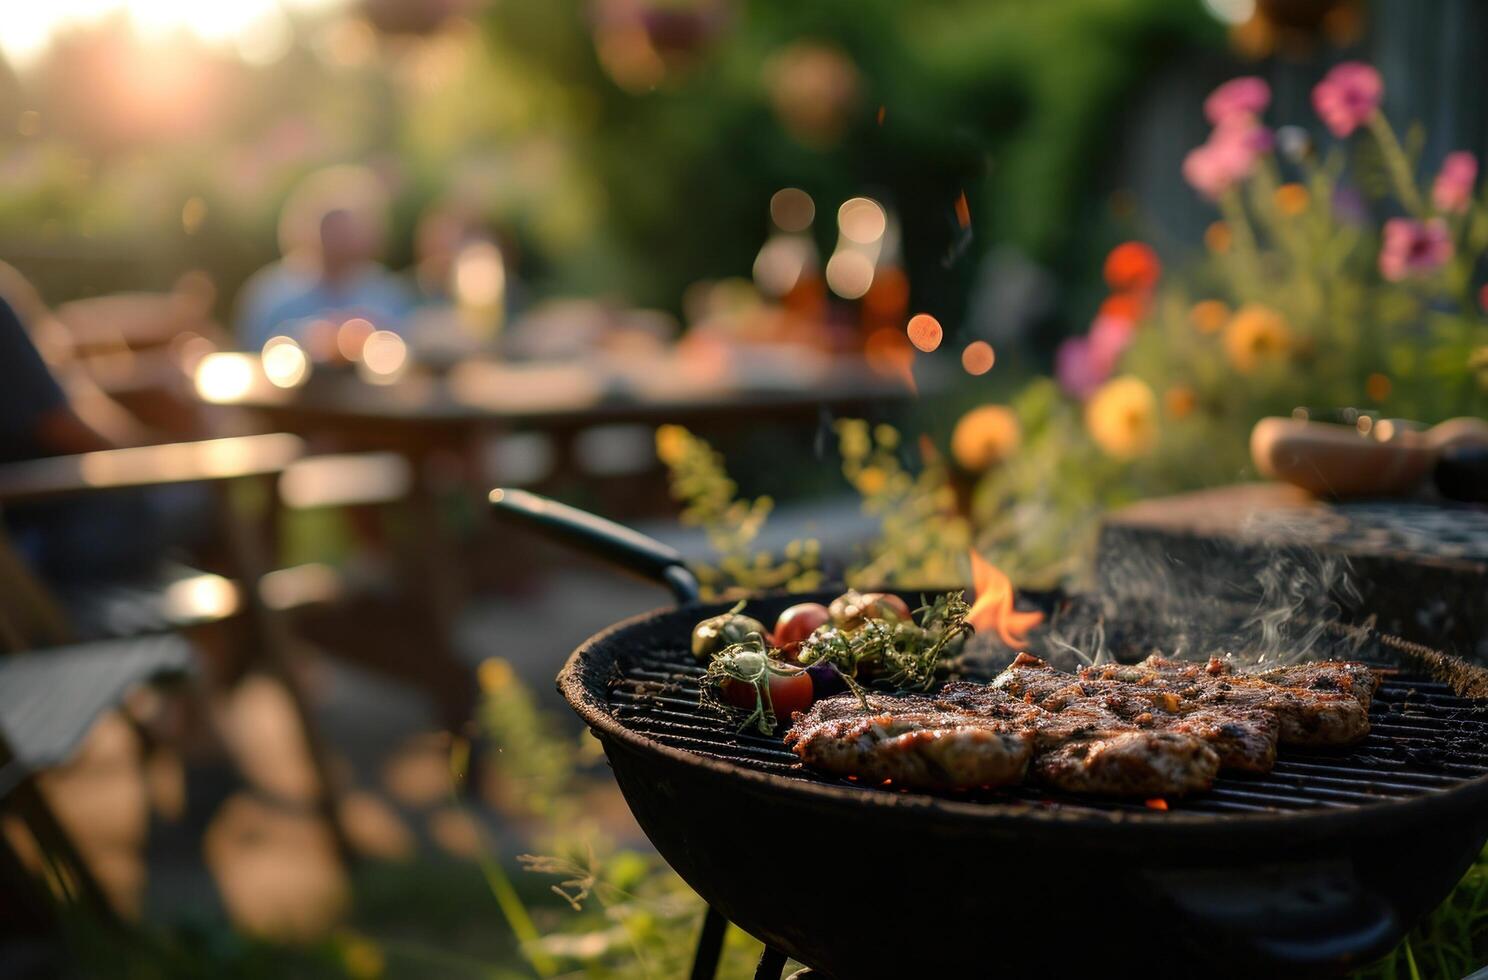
[954,190,971,229]
[961,341,995,375]
[967,550,1044,648]
[1145,798,1169,811]
[906,313,942,352]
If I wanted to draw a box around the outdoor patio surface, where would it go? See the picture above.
[34,497,876,940]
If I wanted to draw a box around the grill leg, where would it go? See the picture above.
[754,946,788,980]
[689,905,728,980]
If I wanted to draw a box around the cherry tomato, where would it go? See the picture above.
[861,592,912,622]
[723,671,815,722]
[773,603,832,661]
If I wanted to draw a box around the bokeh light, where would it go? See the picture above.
[906,313,942,353]
[752,236,811,297]
[825,249,874,299]
[336,318,376,361]
[837,197,886,245]
[194,352,255,403]
[453,241,506,310]
[770,188,815,233]
[358,330,408,384]
[961,341,995,375]
[261,336,311,389]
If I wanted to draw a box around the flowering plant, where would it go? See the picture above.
[965,62,1488,582]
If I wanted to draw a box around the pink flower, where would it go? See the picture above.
[1089,314,1135,362]
[1204,77,1270,126]
[1379,218,1453,281]
[1056,337,1105,399]
[1056,317,1134,399]
[1182,119,1273,200]
[1432,151,1478,214]
[1312,62,1383,138]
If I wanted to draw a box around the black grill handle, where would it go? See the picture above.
[488,488,701,605]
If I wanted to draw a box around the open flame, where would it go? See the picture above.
[968,550,1044,648]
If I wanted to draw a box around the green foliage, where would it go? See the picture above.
[655,423,822,597]
[478,658,772,978]
[836,419,972,588]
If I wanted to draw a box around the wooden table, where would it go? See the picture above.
[201,351,913,452]
[194,351,914,730]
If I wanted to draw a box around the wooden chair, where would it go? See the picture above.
[0,633,191,925]
[0,434,355,920]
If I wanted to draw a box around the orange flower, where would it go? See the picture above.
[1205,221,1232,254]
[1366,372,1391,402]
[951,406,1021,471]
[1274,183,1309,216]
[1104,242,1161,293]
[1086,376,1158,459]
[1164,385,1198,419]
[1189,300,1230,335]
[1223,304,1292,373]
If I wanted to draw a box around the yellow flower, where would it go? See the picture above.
[478,657,514,693]
[655,424,688,466]
[1188,299,1230,335]
[1086,376,1158,459]
[1274,182,1309,216]
[951,405,1021,471]
[1204,221,1232,254]
[1164,384,1197,419]
[1222,304,1293,373]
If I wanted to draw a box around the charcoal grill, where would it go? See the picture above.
[492,489,1488,979]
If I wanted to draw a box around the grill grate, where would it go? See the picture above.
[605,651,1488,816]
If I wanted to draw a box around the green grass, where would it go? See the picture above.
[1356,845,1488,980]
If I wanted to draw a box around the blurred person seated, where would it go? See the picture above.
[236,166,413,352]
[0,293,207,586]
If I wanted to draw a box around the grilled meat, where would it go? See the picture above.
[785,697,1034,790]
[1250,661,1379,708]
[985,659,1279,771]
[790,685,1222,796]
[1077,657,1372,746]
[786,653,1376,795]
[1032,732,1220,797]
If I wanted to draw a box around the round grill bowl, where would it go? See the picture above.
[559,591,1488,979]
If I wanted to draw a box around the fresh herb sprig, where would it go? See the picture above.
[700,637,808,735]
[882,592,974,691]
[797,590,975,692]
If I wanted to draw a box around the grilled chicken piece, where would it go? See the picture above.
[1033,732,1220,797]
[786,696,1035,791]
[1078,657,1373,746]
